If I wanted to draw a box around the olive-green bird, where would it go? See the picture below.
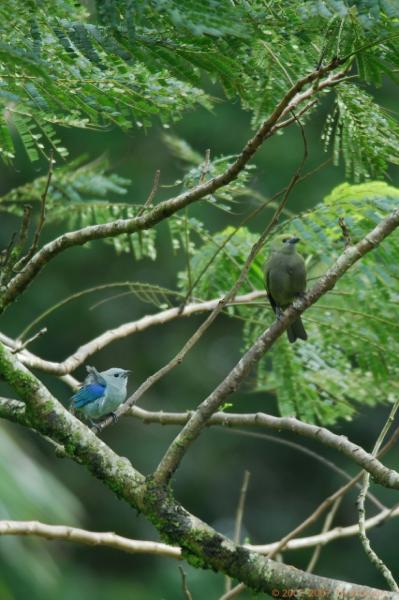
[264,234,307,343]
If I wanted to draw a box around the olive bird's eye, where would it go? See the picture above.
[282,237,289,242]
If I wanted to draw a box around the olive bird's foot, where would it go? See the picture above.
[292,292,306,310]
[292,298,303,310]
[275,306,283,321]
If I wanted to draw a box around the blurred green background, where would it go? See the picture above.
[0,76,399,599]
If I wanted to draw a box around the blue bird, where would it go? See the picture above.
[71,366,130,425]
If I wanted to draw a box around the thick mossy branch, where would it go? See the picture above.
[0,343,397,599]
[141,477,398,599]
[0,396,29,426]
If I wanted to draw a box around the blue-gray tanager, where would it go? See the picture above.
[71,366,130,424]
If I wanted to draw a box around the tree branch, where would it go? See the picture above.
[0,59,346,313]
[246,503,399,555]
[148,408,399,490]
[2,393,398,498]
[0,292,265,376]
[0,520,181,559]
[1,502,398,566]
[153,206,399,484]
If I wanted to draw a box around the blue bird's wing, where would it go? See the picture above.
[71,383,105,409]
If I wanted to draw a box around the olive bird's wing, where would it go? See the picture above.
[265,264,277,315]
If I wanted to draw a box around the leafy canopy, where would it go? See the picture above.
[1,0,399,176]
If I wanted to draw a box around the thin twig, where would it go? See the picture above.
[225,470,251,594]
[178,566,193,600]
[0,205,31,285]
[14,152,54,270]
[234,470,251,545]
[183,207,193,303]
[357,400,399,591]
[246,503,399,554]
[179,149,210,309]
[223,429,385,511]
[17,280,178,342]
[199,148,211,184]
[0,232,16,271]
[339,217,352,248]
[124,410,399,493]
[306,497,342,573]
[11,327,47,353]
[137,169,160,217]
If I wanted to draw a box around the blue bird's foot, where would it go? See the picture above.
[90,420,100,435]
[110,412,118,424]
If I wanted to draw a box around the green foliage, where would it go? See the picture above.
[1,0,399,175]
[323,84,399,181]
[0,147,254,261]
[1,156,129,216]
[163,134,256,218]
[0,156,161,259]
[0,0,210,164]
[182,181,399,425]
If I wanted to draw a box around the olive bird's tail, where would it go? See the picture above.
[287,317,307,344]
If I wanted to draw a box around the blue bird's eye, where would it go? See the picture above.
[114,373,119,377]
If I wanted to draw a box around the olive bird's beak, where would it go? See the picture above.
[288,237,300,244]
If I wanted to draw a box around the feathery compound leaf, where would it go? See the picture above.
[323,84,399,181]
[0,156,130,216]
[1,1,399,162]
